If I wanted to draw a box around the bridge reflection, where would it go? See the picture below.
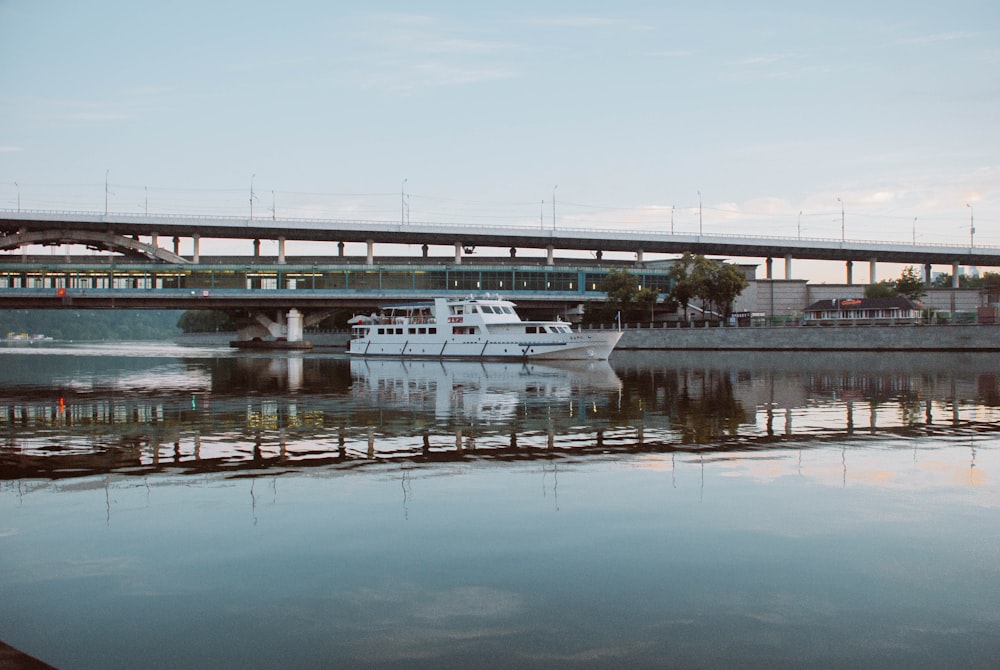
[1,352,997,480]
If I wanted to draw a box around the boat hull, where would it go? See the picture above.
[349,330,621,360]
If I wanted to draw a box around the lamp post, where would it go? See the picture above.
[105,170,110,215]
[671,205,675,235]
[698,191,702,235]
[837,197,844,241]
[552,185,558,230]
[250,174,256,221]
[14,182,19,213]
[401,178,407,226]
[798,210,802,239]
[540,200,544,228]
[912,217,916,245]
[967,203,975,247]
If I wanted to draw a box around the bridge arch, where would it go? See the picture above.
[0,229,189,264]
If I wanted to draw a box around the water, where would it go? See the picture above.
[1,344,998,669]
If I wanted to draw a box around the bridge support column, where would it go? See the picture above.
[150,233,158,249]
[338,241,345,257]
[173,236,180,255]
[454,242,462,265]
[366,240,374,266]
[845,260,853,285]
[924,263,932,284]
[869,259,877,284]
[636,249,644,265]
[192,234,200,263]
[286,308,303,342]
[253,239,260,256]
[546,245,554,266]
[423,244,429,258]
[765,257,773,279]
[278,237,286,264]
[952,262,960,288]
[785,255,792,280]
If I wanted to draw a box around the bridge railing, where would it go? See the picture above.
[2,208,996,252]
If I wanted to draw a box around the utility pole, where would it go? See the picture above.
[967,204,975,247]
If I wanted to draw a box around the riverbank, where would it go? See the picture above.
[178,323,1000,352]
[614,322,1000,351]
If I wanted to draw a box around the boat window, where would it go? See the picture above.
[395,328,403,335]
[481,305,495,314]
[501,306,514,314]
[428,328,437,334]
[525,326,537,334]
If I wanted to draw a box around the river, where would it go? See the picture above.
[1,343,998,668]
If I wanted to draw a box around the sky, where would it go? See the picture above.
[0,1,997,281]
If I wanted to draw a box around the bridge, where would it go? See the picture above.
[1,209,997,345]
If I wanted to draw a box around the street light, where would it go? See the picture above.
[837,197,844,241]
[401,178,407,226]
[912,217,916,245]
[698,191,702,235]
[105,170,110,215]
[798,210,802,239]
[250,174,256,221]
[14,182,19,213]
[540,199,544,228]
[967,203,975,247]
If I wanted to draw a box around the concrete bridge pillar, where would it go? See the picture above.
[278,237,286,264]
[423,244,429,258]
[338,241,345,257]
[253,239,260,256]
[172,236,180,255]
[192,234,200,263]
[150,232,158,249]
[952,262,960,288]
[546,245,554,266]
[785,254,792,280]
[869,259,877,284]
[845,260,853,284]
[454,242,462,265]
[765,257,773,279]
[924,263,932,284]
[636,249,644,265]
[366,240,374,266]
[286,308,303,342]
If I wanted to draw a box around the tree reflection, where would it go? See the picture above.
[1,352,999,480]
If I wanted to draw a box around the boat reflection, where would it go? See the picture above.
[1,351,998,480]
[350,358,622,422]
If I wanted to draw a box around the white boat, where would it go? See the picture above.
[348,296,622,360]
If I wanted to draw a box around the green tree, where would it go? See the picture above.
[865,280,896,298]
[895,266,926,302]
[668,253,747,320]
[589,268,661,323]
[177,310,236,333]
[667,252,698,320]
[703,262,748,319]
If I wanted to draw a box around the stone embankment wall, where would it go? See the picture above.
[616,324,1000,351]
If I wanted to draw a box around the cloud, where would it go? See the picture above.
[897,31,976,46]
[346,13,523,93]
[521,16,651,30]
